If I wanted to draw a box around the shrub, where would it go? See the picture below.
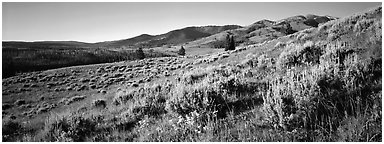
[296,32,308,41]
[353,19,374,33]
[3,103,13,110]
[136,48,145,60]
[14,99,26,106]
[2,119,24,142]
[114,83,172,106]
[257,54,274,68]
[131,83,139,87]
[276,41,322,70]
[263,43,381,134]
[37,105,51,114]
[178,46,186,56]
[92,99,107,108]
[167,65,258,118]
[113,90,135,105]
[42,115,97,142]
[131,94,168,118]
[166,83,226,117]
[181,69,209,85]
[65,95,86,105]
[336,114,382,142]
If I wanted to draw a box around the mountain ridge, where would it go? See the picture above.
[2,14,336,49]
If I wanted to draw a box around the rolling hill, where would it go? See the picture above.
[92,25,243,48]
[2,25,242,49]
[2,14,335,50]
[185,14,337,48]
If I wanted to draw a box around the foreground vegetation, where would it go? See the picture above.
[2,6,381,142]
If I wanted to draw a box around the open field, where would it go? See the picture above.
[2,47,174,78]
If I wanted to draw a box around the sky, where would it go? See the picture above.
[2,2,381,43]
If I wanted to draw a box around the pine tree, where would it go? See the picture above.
[178,46,186,56]
[136,48,145,59]
[225,34,236,51]
[225,34,230,51]
[229,35,235,50]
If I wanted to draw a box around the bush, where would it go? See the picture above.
[113,83,172,118]
[2,103,13,110]
[181,69,209,85]
[136,48,145,59]
[92,99,107,108]
[14,99,26,106]
[65,95,86,105]
[2,120,24,142]
[276,41,322,70]
[166,83,226,117]
[257,54,274,68]
[167,65,259,118]
[263,42,381,133]
[178,46,186,56]
[113,90,136,106]
[336,114,382,142]
[42,115,98,142]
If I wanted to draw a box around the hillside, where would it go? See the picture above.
[2,14,335,50]
[2,6,382,142]
[185,14,337,49]
[2,25,241,50]
[93,25,242,48]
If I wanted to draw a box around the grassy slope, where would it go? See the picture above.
[2,47,174,78]
[2,6,382,142]
[184,14,335,49]
[94,25,242,48]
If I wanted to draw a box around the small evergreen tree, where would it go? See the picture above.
[225,34,230,51]
[178,46,186,56]
[136,48,145,59]
[229,35,235,50]
[225,34,236,51]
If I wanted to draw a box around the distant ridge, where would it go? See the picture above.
[2,13,336,49]
[185,14,337,48]
[93,25,243,48]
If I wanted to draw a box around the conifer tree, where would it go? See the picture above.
[225,34,230,51]
[225,34,236,51]
[229,35,235,50]
[136,48,145,59]
[178,46,186,56]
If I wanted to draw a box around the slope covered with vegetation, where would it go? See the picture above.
[184,14,336,49]
[94,25,242,48]
[2,6,381,142]
[2,47,174,78]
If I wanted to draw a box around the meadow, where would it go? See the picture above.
[2,47,173,78]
